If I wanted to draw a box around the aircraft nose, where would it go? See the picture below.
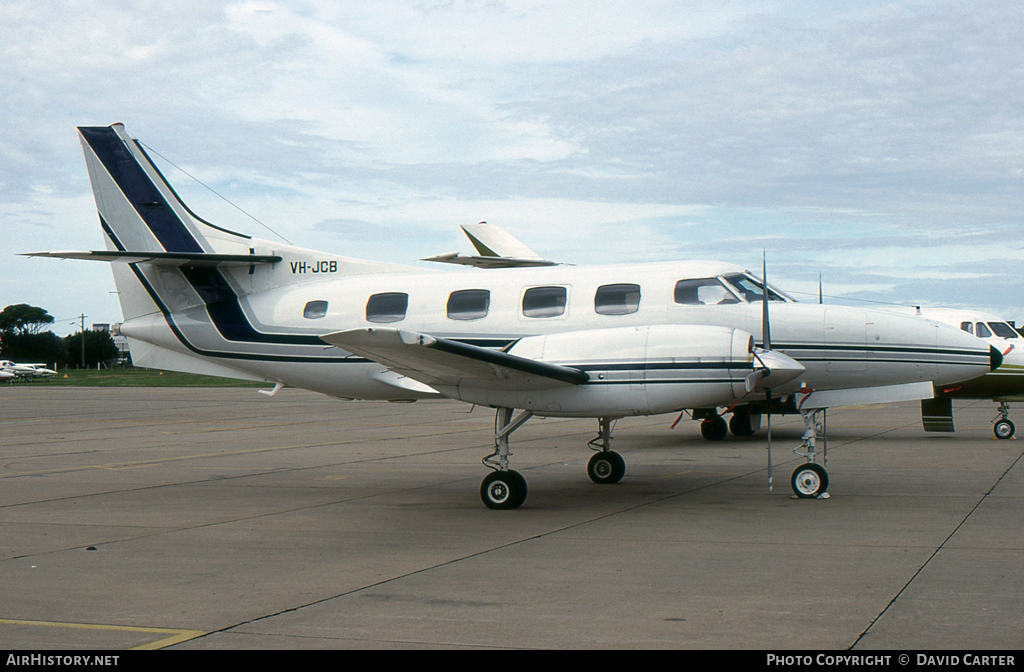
[991,345,1004,372]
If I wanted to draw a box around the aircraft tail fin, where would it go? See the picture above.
[70,124,414,323]
[77,124,251,256]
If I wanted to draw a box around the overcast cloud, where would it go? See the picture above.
[3,0,1023,333]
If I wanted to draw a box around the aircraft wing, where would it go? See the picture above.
[321,328,589,391]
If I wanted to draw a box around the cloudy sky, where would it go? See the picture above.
[3,0,1023,334]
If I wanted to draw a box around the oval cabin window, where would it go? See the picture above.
[447,289,490,320]
[522,286,567,318]
[366,293,409,323]
[303,300,328,319]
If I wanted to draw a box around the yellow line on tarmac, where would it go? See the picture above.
[0,618,205,650]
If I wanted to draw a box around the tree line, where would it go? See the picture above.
[0,304,121,368]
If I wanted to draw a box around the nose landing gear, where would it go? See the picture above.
[993,402,1015,440]
[790,408,830,499]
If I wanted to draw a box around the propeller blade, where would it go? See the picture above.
[766,389,773,492]
[762,252,771,351]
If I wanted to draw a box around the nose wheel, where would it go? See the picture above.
[789,408,830,499]
[791,463,829,498]
[994,402,1015,439]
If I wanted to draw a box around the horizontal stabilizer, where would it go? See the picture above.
[321,328,589,392]
[421,222,557,268]
[22,250,282,268]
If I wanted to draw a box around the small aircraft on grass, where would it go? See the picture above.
[25,124,1000,508]
[0,360,57,380]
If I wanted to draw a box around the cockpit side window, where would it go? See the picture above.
[975,322,992,338]
[988,322,1018,339]
[722,274,787,302]
[960,322,974,334]
[673,278,740,305]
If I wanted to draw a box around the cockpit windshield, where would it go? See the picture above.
[987,322,1019,339]
[722,274,790,303]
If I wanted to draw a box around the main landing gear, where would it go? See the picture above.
[587,418,625,484]
[481,410,626,509]
[481,407,532,509]
[696,408,762,440]
[993,401,1016,440]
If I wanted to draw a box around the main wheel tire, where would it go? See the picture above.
[729,411,755,437]
[588,451,626,484]
[481,470,528,509]
[994,419,1015,440]
[700,416,728,441]
[791,463,829,499]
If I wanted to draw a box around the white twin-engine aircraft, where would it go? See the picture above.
[28,124,1001,509]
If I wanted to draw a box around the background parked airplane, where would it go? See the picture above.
[26,124,1000,508]
[0,360,57,380]
[910,308,1024,439]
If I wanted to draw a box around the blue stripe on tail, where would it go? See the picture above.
[78,126,204,254]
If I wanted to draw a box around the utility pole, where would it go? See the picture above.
[79,313,87,368]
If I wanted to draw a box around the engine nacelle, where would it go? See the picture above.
[454,324,799,417]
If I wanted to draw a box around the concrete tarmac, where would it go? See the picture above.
[0,386,1020,650]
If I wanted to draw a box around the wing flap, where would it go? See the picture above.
[321,328,589,391]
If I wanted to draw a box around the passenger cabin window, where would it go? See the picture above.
[303,300,328,319]
[447,289,490,320]
[366,292,408,323]
[595,283,641,315]
[522,286,567,318]
[722,274,786,302]
[674,278,739,305]
[975,322,992,338]
[961,322,974,334]
[988,322,1018,339]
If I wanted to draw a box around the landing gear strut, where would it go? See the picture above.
[993,402,1015,440]
[791,408,830,499]
[587,417,625,484]
[481,407,532,509]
